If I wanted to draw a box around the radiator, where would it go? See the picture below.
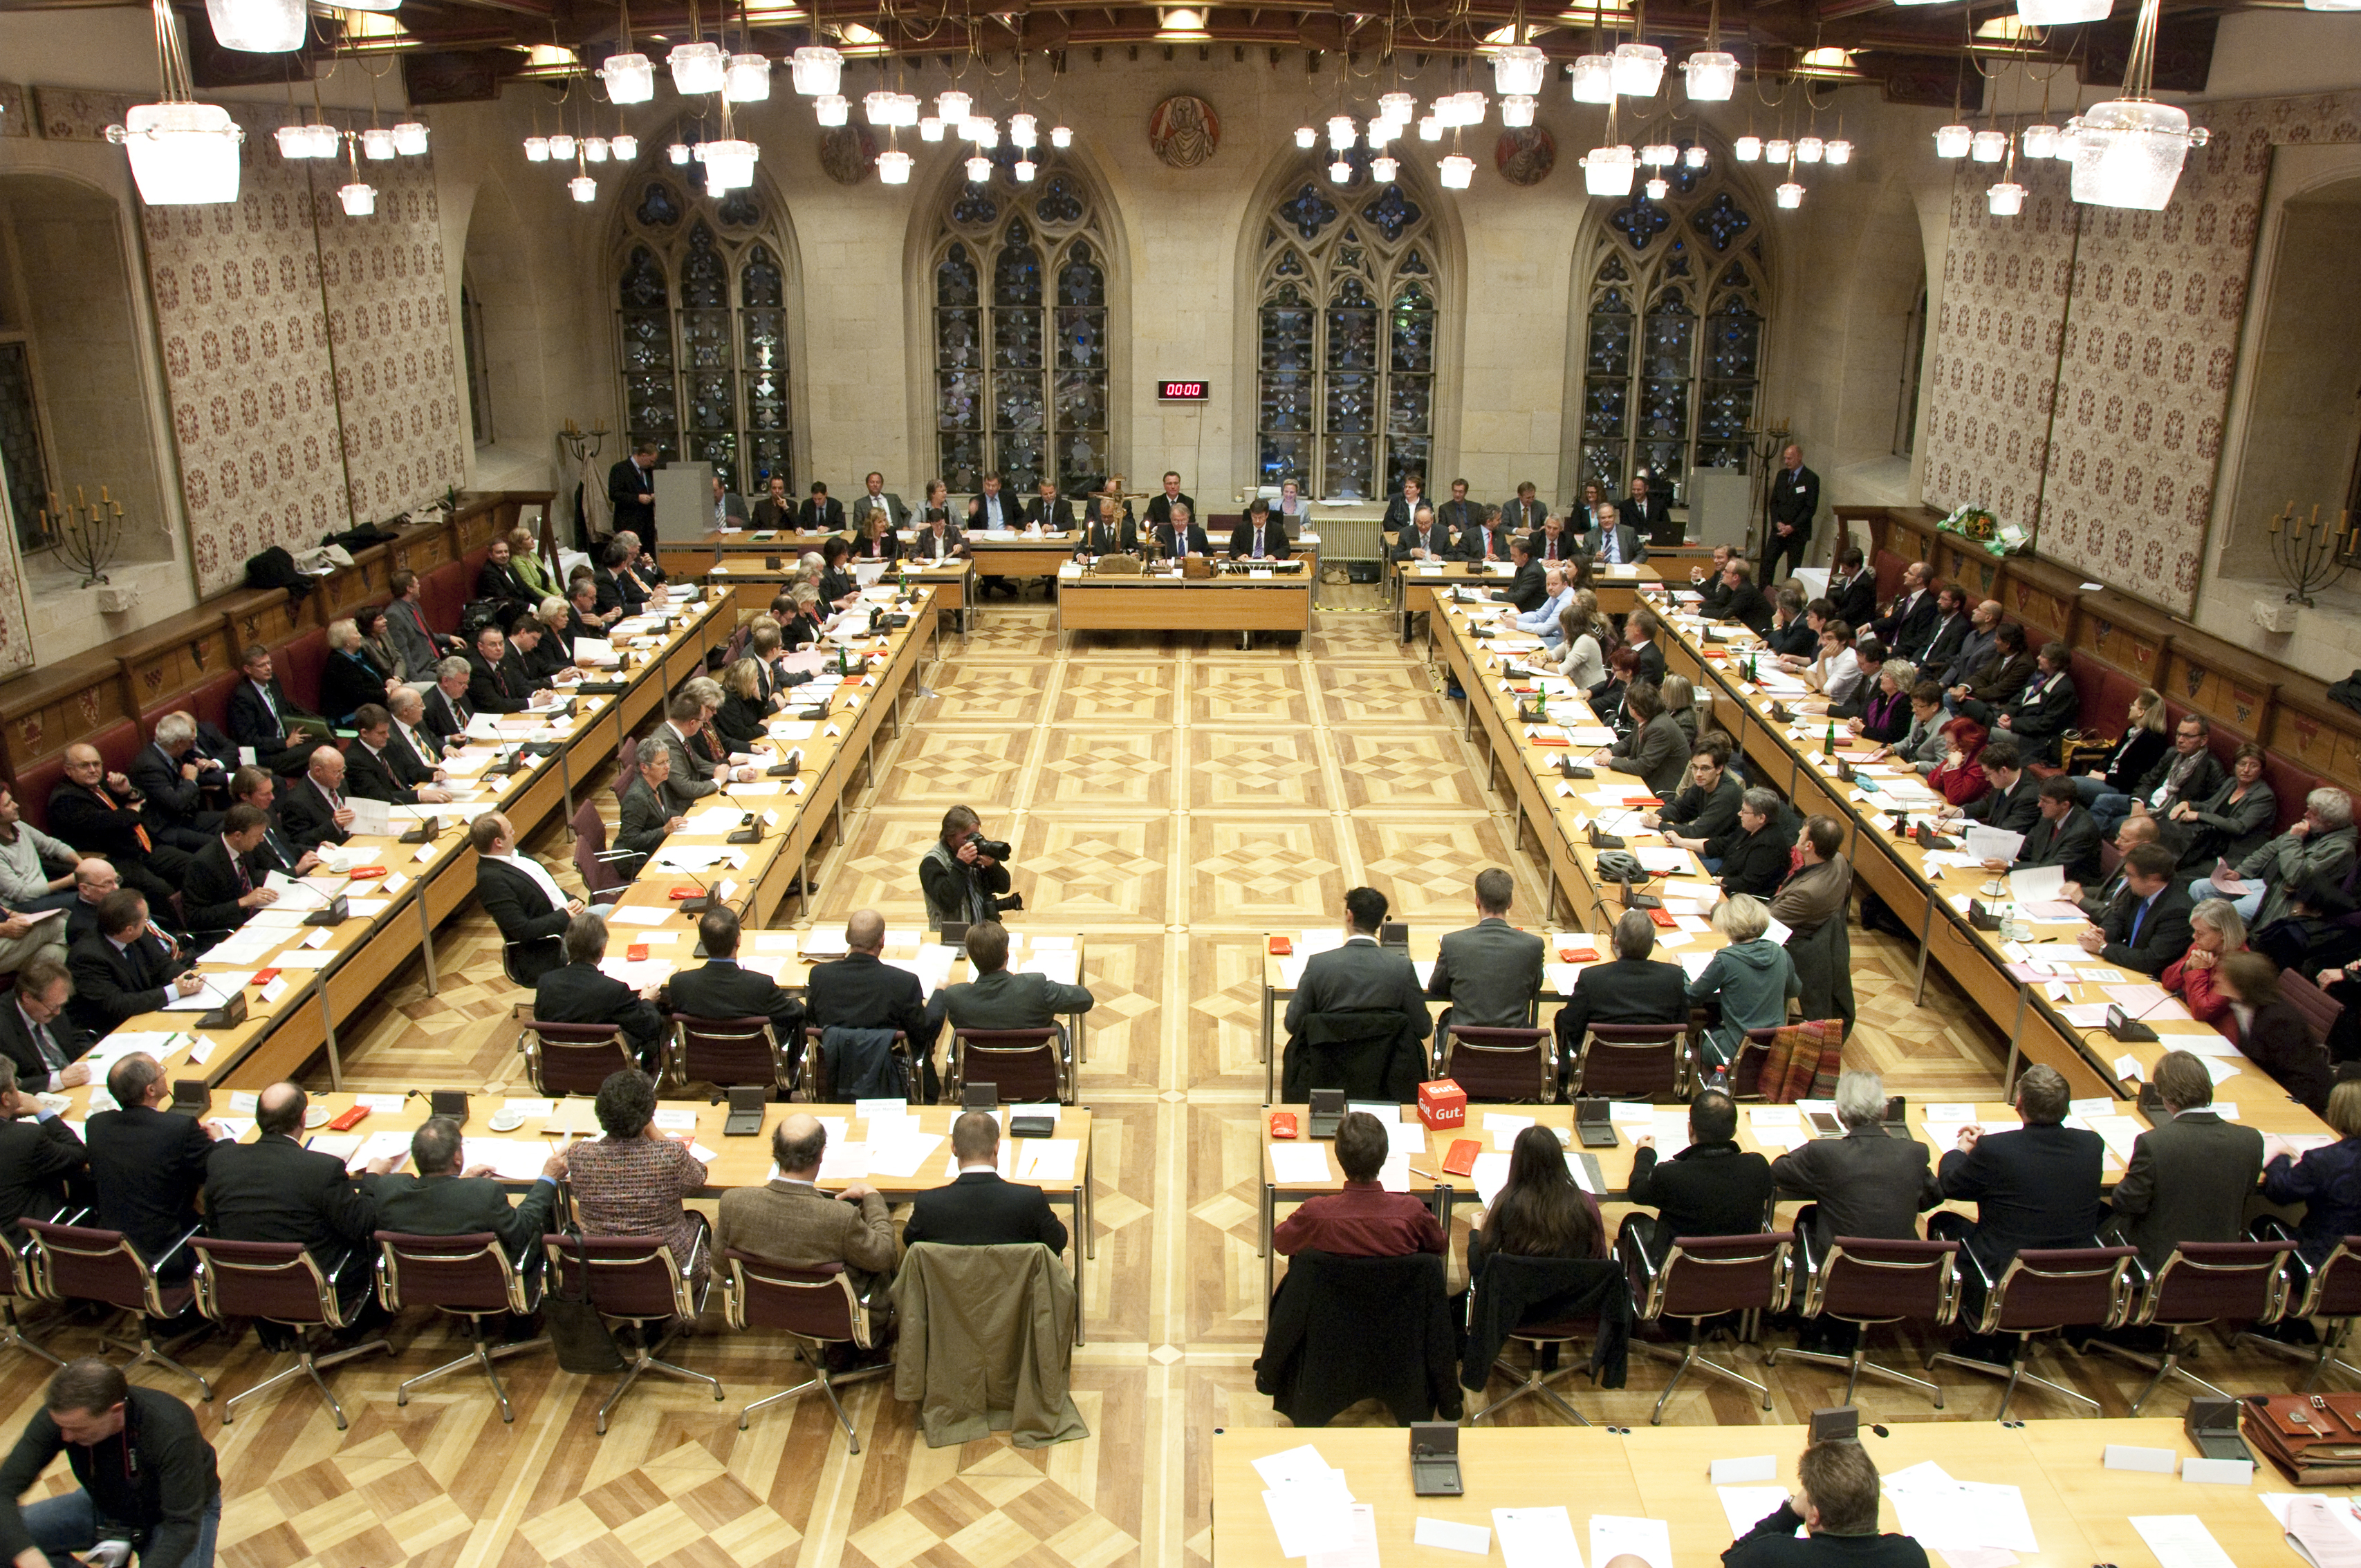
[1320,515,1385,562]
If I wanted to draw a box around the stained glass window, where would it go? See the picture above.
[0,343,53,554]
[613,177,794,491]
[1257,153,1441,498]
[930,155,1110,492]
[1575,138,1767,496]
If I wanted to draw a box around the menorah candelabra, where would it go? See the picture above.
[44,486,124,588]
[2268,501,2358,608]
[559,418,609,469]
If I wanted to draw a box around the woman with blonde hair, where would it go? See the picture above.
[1660,673,1698,751]
[1556,590,1607,689]
[321,616,398,725]
[1685,893,1801,1065]
[2163,897,2248,1033]
[2073,685,2169,810]
[508,526,557,599]
[714,657,770,752]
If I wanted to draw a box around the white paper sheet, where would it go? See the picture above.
[1719,1487,1793,1538]
[1495,1506,1581,1568]
[2128,1515,2236,1568]
[1589,1514,1672,1568]
[1413,1518,1490,1556]
[1014,1140,1079,1182]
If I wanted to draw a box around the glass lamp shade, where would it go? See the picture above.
[1795,135,1824,163]
[2068,100,2210,210]
[1987,180,2027,216]
[1776,180,1804,209]
[814,94,849,127]
[569,174,596,203]
[1014,158,1036,181]
[1327,156,1352,183]
[1367,117,1396,147]
[1824,138,1852,165]
[1501,95,1535,129]
[602,52,656,104]
[1327,114,1356,150]
[613,133,638,160]
[1050,124,1072,148]
[668,141,691,164]
[1683,50,1739,101]
[1295,125,1317,149]
[1763,138,1790,163]
[1438,153,1474,189]
[963,152,990,182]
[1582,143,1637,196]
[702,138,758,191]
[275,125,316,158]
[878,148,912,183]
[1640,142,1676,167]
[1380,91,1415,122]
[548,133,575,160]
[207,0,306,53]
[361,128,396,160]
[968,116,997,147]
[1010,112,1037,149]
[788,45,843,96]
[1455,90,1490,124]
[111,102,246,204]
[937,90,971,124]
[1432,95,1463,129]
[1685,144,1710,167]
[304,123,339,157]
[1490,44,1548,97]
[1645,176,1669,198]
[2018,0,2112,20]
[725,54,772,102]
[391,120,428,155]
[1612,43,1666,97]
[1418,115,1443,142]
[1734,135,1761,161]
[1571,54,1615,104]
[524,136,550,162]
[1371,153,1399,182]
[1934,123,1972,158]
[2020,122,2062,158]
[337,181,376,216]
[669,41,727,95]
[865,89,898,125]
[2306,0,2361,10]
[920,118,945,141]
[583,136,609,162]
[1971,129,2008,162]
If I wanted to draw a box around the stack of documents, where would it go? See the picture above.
[1878,1460,2039,1558]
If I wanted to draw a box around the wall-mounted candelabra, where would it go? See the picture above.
[44,486,124,588]
[2268,502,2356,608]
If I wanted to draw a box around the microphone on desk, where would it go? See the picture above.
[672,866,719,918]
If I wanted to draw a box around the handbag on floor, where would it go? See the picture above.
[546,1217,627,1374]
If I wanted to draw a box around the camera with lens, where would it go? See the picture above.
[973,839,1013,861]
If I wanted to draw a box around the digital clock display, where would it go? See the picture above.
[1158,380,1210,401]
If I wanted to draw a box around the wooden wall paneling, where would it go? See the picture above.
[115,613,237,718]
[2271,689,2361,781]
[0,653,136,783]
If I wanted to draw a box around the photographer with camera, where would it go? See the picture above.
[920,805,1021,929]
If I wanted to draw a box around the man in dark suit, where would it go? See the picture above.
[1714,559,1775,635]
[2078,842,2192,976]
[1936,738,2041,837]
[466,626,542,716]
[1582,501,1647,566]
[1526,512,1577,566]
[1979,641,2080,763]
[751,474,793,530]
[206,1083,391,1335]
[1449,507,1510,563]
[0,1056,87,1238]
[902,1110,1068,1250]
[0,957,93,1094]
[535,914,667,1070]
[1873,563,1938,660]
[1391,506,1450,563]
[1076,506,1138,559]
[1151,504,1212,561]
[929,920,1095,1062]
[849,472,906,534]
[1623,1088,1774,1263]
[1552,911,1687,1092]
[1623,472,1674,544]
[1432,478,1479,542]
[180,805,281,946]
[1281,887,1431,1102]
[1931,1063,2106,1280]
[1725,1441,1925,1568]
[1759,440,1820,584]
[1425,868,1544,1033]
[1768,1070,1941,1258]
[421,659,475,748]
[275,745,354,854]
[65,890,201,1037]
[471,814,580,987]
[349,702,452,806]
[1489,539,1546,614]
[663,909,807,1073]
[1499,483,1547,537]
[1995,777,2103,888]
[1227,500,1293,562]
[225,644,329,776]
[965,472,1017,534]
[707,475,750,532]
[1915,587,1972,680]
[608,441,658,546]
[385,568,459,680]
[1379,476,1425,532]
[367,1116,564,1278]
[1826,545,1877,630]
[46,745,194,913]
[1142,472,1196,535]
[225,767,320,881]
[85,1054,221,1268]
[2107,1049,2265,1273]
[1947,622,2036,713]
[1021,476,1076,533]
[126,713,223,854]
[795,481,846,535]
[808,908,941,1099]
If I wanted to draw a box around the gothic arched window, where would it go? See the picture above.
[1576,142,1766,496]
[613,173,795,491]
[929,157,1110,492]
[1256,156,1440,499]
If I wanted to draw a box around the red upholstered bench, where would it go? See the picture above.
[140,669,241,749]
[266,626,328,718]
[418,561,470,636]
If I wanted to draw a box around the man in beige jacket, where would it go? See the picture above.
[715,1114,898,1296]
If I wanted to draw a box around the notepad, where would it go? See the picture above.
[1269,1144,1333,1184]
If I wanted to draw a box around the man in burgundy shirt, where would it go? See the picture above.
[1273,1112,1446,1258]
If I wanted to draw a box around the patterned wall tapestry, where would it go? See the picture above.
[1923,91,2361,614]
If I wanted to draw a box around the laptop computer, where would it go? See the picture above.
[1409,1422,1463,1496]
[1575,1098,1618,1149]
[2185,1397,2252,1463]
[1307,1088,1346,1140]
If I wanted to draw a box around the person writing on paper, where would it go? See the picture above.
[0,1359,223,1568]
[64,892,201,1036]
[1723,1439,1928,1568]
[1624,1088,1775,1264]
[929,920,1093,1056]
[1686,895,1802,1069]
[535,914,667,1071]
[0,957,92,1095]
[715,1114,896,1301]
[2260,1078,2361,1269]
[2076,841,2193,976]
[902,1110,1068,1251]
[920,805,1019,928]
[1466,1123,1605,1278]
[274,745,355,853]
[1983,774,2101,886]
[567,1068,711,1285]
[181,805,281,945]
[1272,1111,1445,1259]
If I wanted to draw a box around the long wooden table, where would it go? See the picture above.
[709,557,972,638]
[1210,1419,2311,1568]
[1054,564,1315,641]
[1397,557,1664,626]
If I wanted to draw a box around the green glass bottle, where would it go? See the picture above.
[839,643,852,677]
[1823,718,1837,757]
[1536,685,1548,722]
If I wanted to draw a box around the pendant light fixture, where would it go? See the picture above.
[1295,124,1317,148]
[613,127,638,160]
[109,0,246,205]
[602,0,656,103]
[1490,44,1548,99]
[1050,123,1072,147]
[569,153,597,203]
[1934,49,1971,158]
[1988,135,2026,215]
[1439,153,1474,188]
[921,117,946,142]
[964,151,990,183]
[1683,0,1738,102]
[1776,151,1802,208]
[1825,106,1853,165]
[1372,153,1399,182]
[938,89,972,124]
[1582,94,1636,196]
[2066,0,2210,209]
[205,0,305,54]
[878,147,912,183]
[789,44,844,95]
[337,134,375,216]
[814,94,849,126]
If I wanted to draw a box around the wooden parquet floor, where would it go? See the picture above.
[0,595,2327,1568]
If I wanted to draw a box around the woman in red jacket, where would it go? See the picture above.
[1927,718,1992,808]
[2162,897,2247,1036]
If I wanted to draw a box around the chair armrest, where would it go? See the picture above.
[149,1224,204,1273]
